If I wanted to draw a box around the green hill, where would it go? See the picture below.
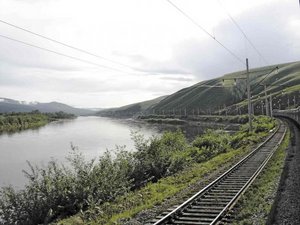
[150,61,300,115]
[97,96,167,117]
[97,61,300,118]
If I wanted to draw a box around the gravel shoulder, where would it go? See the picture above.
[268,119,300,224]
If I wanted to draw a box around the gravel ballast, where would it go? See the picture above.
[268,119,300,224]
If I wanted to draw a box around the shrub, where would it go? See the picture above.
[0,147,132,225]
[192,130,231,154]
[130,131,189,186]
[0,116,276,224]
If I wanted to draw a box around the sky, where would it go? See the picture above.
[0,0,299,108]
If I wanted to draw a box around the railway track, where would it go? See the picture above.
[148,121,286,225]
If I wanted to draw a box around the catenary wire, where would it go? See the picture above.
[239,66,279,99]
[253,66,279,89]
[0,34,137,74]
[0,19,138,71]
[166,0,245,66]
[217,0,269,65]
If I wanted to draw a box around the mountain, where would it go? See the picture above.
[150,61,300,115]
[0,98,94,116]
[97,96,167,117]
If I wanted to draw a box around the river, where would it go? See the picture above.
[0,116,160,188]
[0,116,233,189]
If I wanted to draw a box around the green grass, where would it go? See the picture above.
[0,112,48,132]
[139,115,249,124]
[0,116,275,225]
[232,127,290,224]
[152,61,300,114]
[283,84,300,93]
[57,117,275,225]
[57,145,251,225]
[97,96,167,117]
[97,61,300,117]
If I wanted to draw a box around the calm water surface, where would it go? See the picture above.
[0,116,231,188]
[0,116,159,188]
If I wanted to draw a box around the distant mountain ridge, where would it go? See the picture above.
[0,98,94,116]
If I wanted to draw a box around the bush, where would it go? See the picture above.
[191,130,232,162]
[0,147,132,225]
[0,116,276,224]
[130,131,189,186]
[0,112,75,133]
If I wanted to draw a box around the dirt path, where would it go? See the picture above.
[268,119,300,224]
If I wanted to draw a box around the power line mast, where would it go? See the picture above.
[264,84,269,116]
[246,58,252,132]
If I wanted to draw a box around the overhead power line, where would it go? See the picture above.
[0,34,135,74]
[166,0,245,66]
[240,66,279,98]
[0,19,138,71]
[254,66,279,89]
[217,0,269,65]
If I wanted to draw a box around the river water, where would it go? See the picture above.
[0,116,232,188]
[0,116,161,188]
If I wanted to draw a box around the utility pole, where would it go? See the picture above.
[270,95,273,117]
[246,58,252,132]
[264,84,269,116]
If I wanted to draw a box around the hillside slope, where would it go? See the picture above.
[151,61,300,115]
[97,96,167,117]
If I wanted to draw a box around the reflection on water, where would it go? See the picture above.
[0,116,236,188]
[0,117,158,188]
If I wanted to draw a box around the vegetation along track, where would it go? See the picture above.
[148,120,286,225]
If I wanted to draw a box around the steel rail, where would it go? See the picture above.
[152,121,285,225]
[210,123,286,224]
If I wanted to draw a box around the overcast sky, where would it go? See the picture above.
[0,0,299,108]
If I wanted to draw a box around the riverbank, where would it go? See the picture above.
[0,116,276,225]
[0,111,75,133]
[0,116,159,189]
[137,114,248,132]
[138,114,249,124]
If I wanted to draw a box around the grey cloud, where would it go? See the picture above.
[0,34,85,72]
[159,76,195,82]
[117,53,191,75]
[119,1,299,80]
[170,1,300,79]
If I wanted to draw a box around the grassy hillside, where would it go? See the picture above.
[96,61,300,118]
[151,61,300,115]
[97,96,167,117]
